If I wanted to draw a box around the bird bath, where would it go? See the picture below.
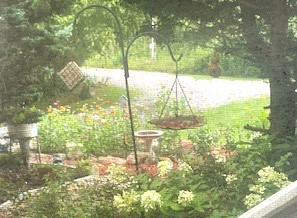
[135,130,163,163]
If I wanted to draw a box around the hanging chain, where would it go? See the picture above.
[158,60,196,119]
[175,62,179,117]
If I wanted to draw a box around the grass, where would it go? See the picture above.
[36,74,270,140]
[86,53,267,82]
[172,95,270,142]
[94,83,140,104]
[37,83,139,110]
[203,95,270,131]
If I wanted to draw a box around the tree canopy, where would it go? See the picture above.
[122,0,297,139]
[2,0,297,160]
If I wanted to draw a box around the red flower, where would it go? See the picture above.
[100,164,108,175]
[210,145,238,160]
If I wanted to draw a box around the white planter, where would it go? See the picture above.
[7,123,38,138]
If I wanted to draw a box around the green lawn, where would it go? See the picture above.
[37,83,139,110]
[203,95,270,130]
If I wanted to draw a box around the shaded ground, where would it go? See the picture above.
[0,153,90,205]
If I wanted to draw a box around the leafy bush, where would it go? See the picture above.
[243,166,290,209]
[11,174,119,218]
[38,109,83,153]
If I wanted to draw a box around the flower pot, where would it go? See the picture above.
[7,123,38,138]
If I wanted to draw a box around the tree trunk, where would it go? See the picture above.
[268,0,295,138]
[269,70,296,137]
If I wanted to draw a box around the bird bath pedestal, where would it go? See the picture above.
[135,130,163,164]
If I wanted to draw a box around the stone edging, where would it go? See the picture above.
[0,175,103,212]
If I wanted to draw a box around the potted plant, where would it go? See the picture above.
[0,90,44,136]
[0,98,44,168]
[0,104,44,138]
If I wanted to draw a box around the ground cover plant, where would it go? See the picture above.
[0,153,89,205]
[3,134,293,217]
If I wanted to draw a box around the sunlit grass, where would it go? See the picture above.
[203,95,270,130]
[37,84,139,110]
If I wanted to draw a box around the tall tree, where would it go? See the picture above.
[123,0,297,139]
[0,0,78,105]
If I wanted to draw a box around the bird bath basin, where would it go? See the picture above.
[135,130,163,163]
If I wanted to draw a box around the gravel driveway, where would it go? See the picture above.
[85,68,270,109]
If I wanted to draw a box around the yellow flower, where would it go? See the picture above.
[47,107,53,113]
[59,106,66,111]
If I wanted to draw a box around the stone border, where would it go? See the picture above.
[0,175,103,212]
[239,180,297,218]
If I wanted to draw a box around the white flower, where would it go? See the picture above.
[140,190,162,212]
[113,190,139,213]
[225,174,238,184]
[250,185,266,194]
[244,193,264,209]
[177,190,194,207]
[258,166,274,179]
[249,131,262,141]
[178,162,193,177]
[258,166,290,188]
[215,155,227,163]
[243,166,291,209]
[157,160,173,177]
[106,164,129,184]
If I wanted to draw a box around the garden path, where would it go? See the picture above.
[85,68,270,109]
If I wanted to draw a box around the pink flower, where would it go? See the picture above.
[113,120,119,124]
[210,145,237,160]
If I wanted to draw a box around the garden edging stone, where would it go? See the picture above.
[0,174,104,212]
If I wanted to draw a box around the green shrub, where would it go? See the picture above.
[38,110,83,153]
[17,181,119,218]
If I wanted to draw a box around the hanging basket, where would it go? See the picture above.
[7,123,38,138]
[149,115,204,130]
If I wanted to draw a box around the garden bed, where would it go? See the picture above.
[0,153,91,204]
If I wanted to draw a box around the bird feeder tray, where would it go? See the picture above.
[58,61,86,90]
[149,115,204,130]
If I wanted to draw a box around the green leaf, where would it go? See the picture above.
[169,202,183,211]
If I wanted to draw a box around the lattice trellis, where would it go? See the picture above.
[58,61,86,90]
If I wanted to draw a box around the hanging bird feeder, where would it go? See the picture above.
[149,59,205,130]
[207,55,221,78]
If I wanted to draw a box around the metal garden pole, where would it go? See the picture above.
[73,5,140,172]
